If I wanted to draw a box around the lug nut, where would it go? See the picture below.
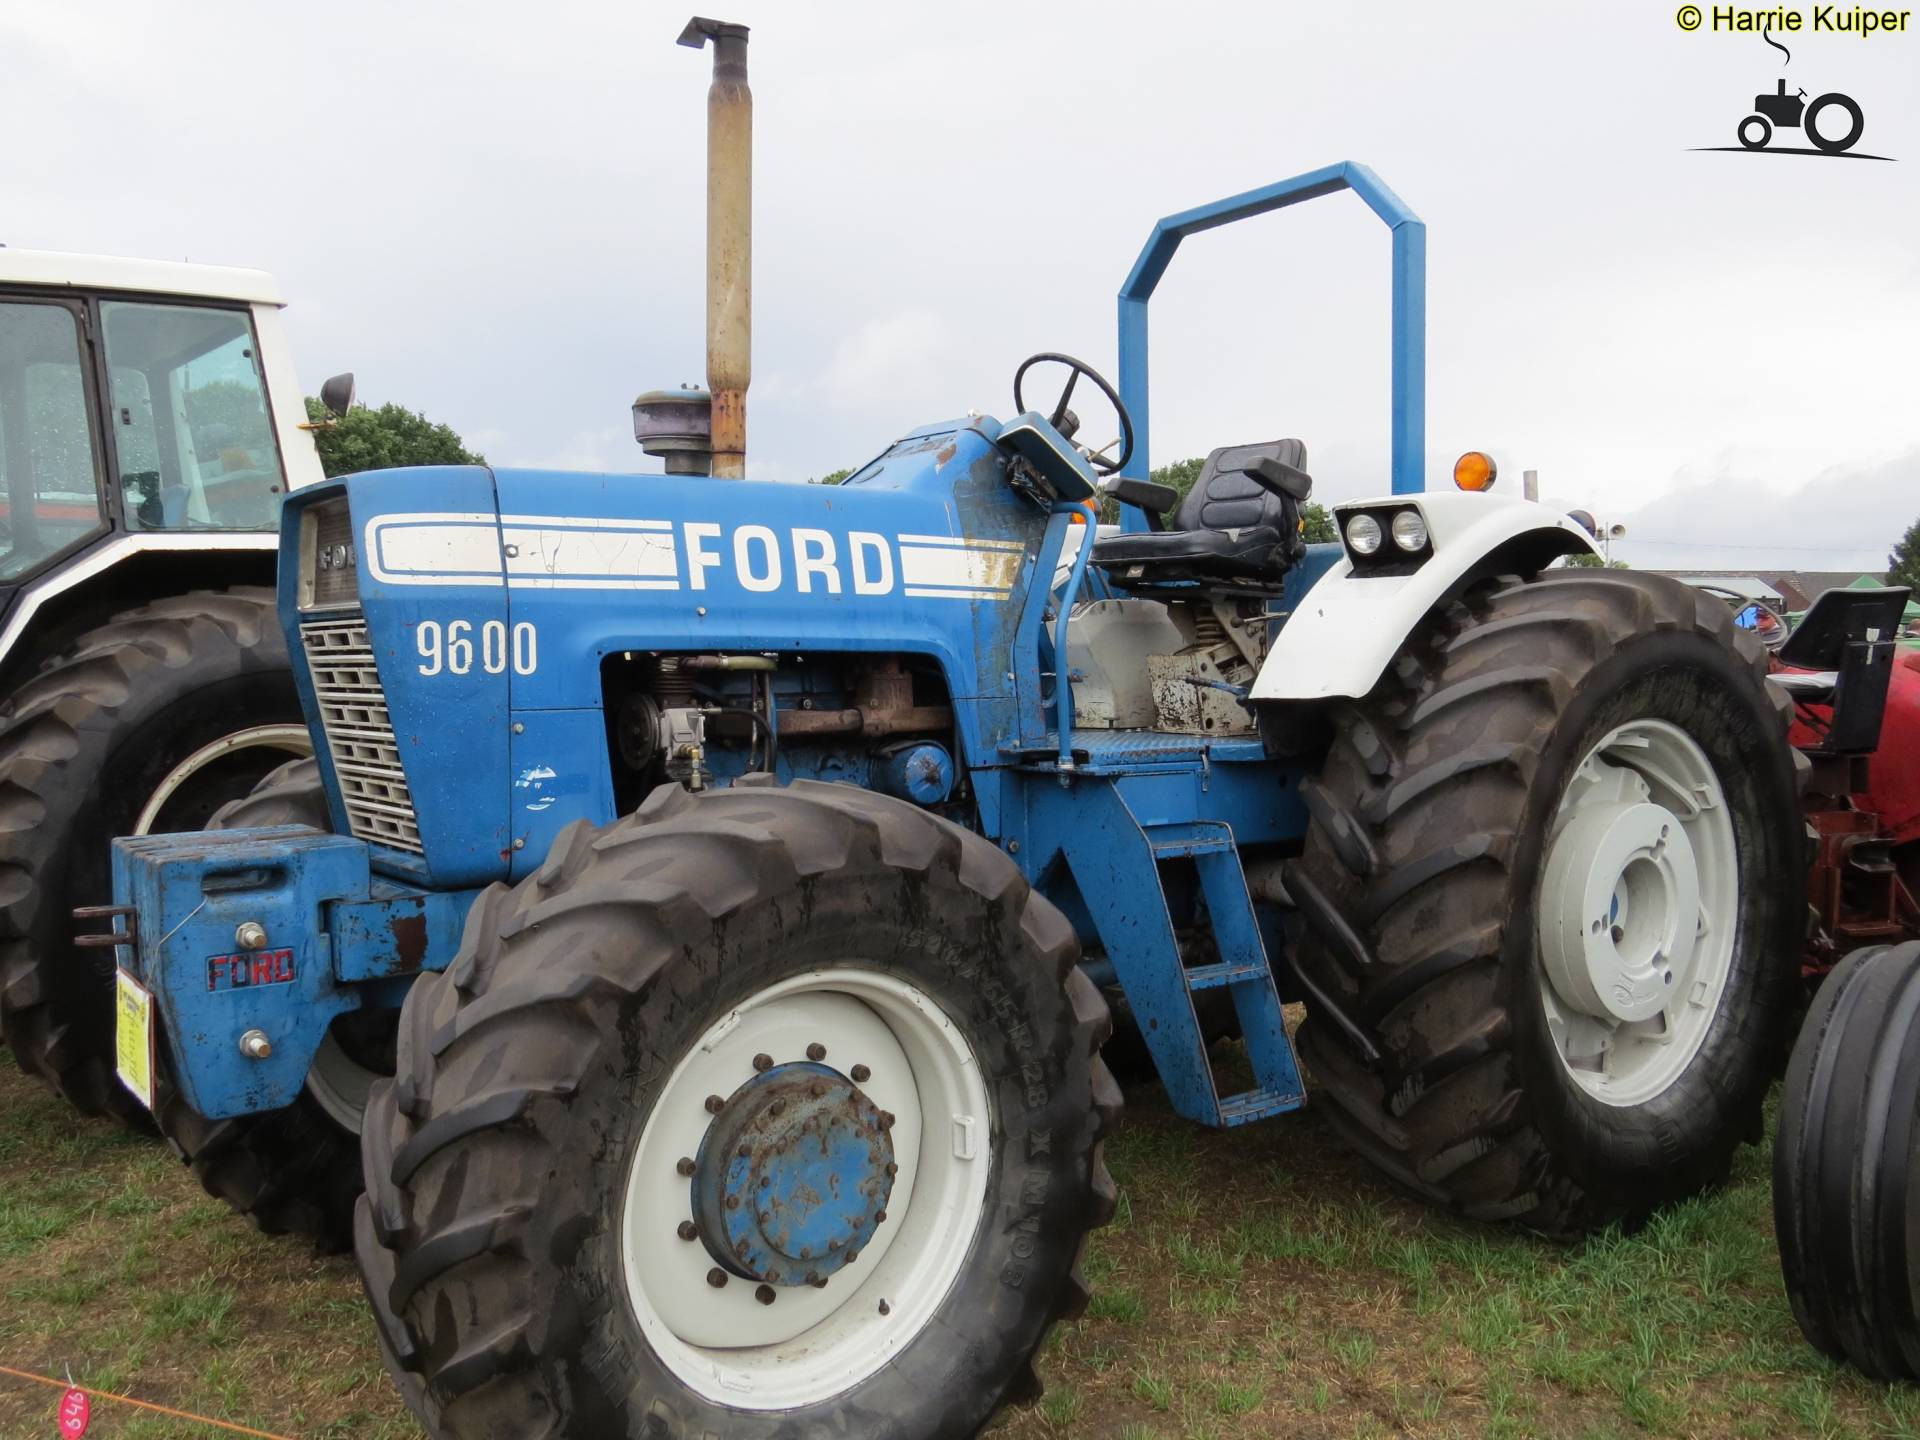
[845,1247,860,1264]
[878,1299,891,1316]
[878,1111,895,1130]
[851,1064,871,1083]
[676,1156,696,1177]
[807,1272,826,1288]
[234,920,268,951]
[237,1029,272,1060]
[677,1221,698,1242]
[806,1042,827,1061]
[753,1052,773,1072]
[755,1284,777,1306]
[875,1210,887,1224]
[705,1094,725,1114]
[706,1268,728,1289]
[885,1162,898,1176]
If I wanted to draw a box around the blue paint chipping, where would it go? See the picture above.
[691,1062,895,1287]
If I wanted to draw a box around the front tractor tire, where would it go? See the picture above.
[1289,570,1802,1236]
[0,589,309,1127]
[357,778,1118,1439]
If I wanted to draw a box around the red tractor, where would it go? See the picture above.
[1768,585,1920,974]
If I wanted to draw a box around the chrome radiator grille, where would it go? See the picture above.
[300,617,424,854]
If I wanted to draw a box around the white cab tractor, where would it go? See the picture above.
[0,250,350,1126]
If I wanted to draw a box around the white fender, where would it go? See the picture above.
[1251,491,1600,702]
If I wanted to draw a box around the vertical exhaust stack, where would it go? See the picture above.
[679,17,751,479]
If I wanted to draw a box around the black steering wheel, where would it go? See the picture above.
[1012,352,1134,475]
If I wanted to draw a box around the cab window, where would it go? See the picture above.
[0,302,106,579]
[100,301,287,532]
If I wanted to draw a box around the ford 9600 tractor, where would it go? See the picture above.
[84,20,1804,1438]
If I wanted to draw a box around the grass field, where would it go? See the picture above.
[2,1053,1914,1439]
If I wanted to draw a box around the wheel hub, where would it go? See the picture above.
[691,1061,895,1286]
[1541,800,1700,1024]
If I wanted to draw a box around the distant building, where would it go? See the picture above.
[1658,569,1885,611]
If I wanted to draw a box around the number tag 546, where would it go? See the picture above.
[417,620,537,676]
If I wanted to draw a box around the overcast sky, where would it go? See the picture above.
[6,2,1914,571]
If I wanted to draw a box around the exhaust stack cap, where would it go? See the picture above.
[678,15,748,47]
[634,386,714,476]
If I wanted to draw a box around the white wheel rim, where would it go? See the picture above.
[1536,718,1738,1107]
[305,1029,378,1135]
[619,967,991,1409]
[133,723,313,836]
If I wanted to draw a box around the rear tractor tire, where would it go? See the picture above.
[1288,570,1802,1235]
[0,589,309,1129]
[357,777,1119,1439]
[153,756,375,1252]
[1774,940,1920,1380]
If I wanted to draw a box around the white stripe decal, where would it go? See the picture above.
[498,514,673,532]
[897,541,1019,595]
[364,513,501,586]
[360,515,1021,601]
[506,577,682,591]
[502,522,679,590]
[895,532,1027,551]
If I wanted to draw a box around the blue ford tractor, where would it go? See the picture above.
[88,20,1804,1438]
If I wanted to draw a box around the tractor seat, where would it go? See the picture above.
[1091,440,1311,588]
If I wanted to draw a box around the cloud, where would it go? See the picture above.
[1604,446,1918,572]
[3,0,1912,549]
[815,309,950,416]
[495,425,634,474]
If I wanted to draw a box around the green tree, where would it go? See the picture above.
[303,398,485,479]
[811,468,854,485]
[1150,456,1205,497]
[1563,552,1630,569]
[1890,516,1920,590]
[185,379,269,444]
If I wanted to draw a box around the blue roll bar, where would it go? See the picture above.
[1114,162,1427,529]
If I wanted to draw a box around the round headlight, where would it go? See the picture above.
[1345,514,1383,556]
[1391,509,1428,552]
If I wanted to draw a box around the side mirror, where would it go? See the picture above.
[319,372,356,419]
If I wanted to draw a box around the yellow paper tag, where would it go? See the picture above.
[114,969,155,1112]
